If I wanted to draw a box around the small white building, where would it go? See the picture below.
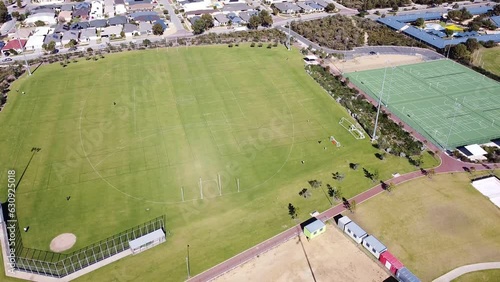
[181,0,212,12]
[304,54,319,65]
[115,0,127,14]
[104,0,115,17]
[25,35,46,51]
[471,176,500,208]
[101,25,122,37]
[90,1,104,19]
[344,221,367,244]
[25,13,57,26]
[337,215,351,231]
[362,235,387,259]
[461,144,488,161]
[129,229,166,254]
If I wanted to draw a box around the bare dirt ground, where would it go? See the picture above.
[332,54,424,73]
[50,233,76,252]
[214,225,389,282]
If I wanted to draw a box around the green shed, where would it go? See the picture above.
[304,219,326,239]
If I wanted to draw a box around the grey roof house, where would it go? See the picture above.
[61,30,79,44]
[222,3,252,13]
[297,2,315,13]
[44,33,62,45]
[239,11,258,22]
[274,3,301,14]
[90,19,108,28]
[123,23,139,37]
[138,21,152,35]
[108,16,128,26]
[80,27,98,41]
[214,14,229,26]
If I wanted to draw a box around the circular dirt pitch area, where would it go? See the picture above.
[50,233,77,252]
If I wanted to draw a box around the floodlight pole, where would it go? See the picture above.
[444,98,460,150]
[16,30,32,76]
[371,65,388,142]
[287,23,291,51]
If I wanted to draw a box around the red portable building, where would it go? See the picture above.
[379,251,404,275]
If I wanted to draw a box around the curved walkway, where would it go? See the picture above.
[433,262,500,282]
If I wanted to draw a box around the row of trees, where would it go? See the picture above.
[337,0,410,10]
[307,65,424,156]
[291,16,364,50]
[193,11,273,35]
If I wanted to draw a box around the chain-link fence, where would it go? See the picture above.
[4,211,165,278]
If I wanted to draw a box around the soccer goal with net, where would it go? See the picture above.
[339,118,366,140]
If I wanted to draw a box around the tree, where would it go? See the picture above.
[43,41,56,52]
[0,1,8,23]
[465,38,480,53]
[16,0,22,8]
[452,3,459,8]
[444,28,454,37]
[201,14,214,29]
[142,39,151,46]
[350,200,357,212]
[325,3,336,13]
[192,19,206,35]
[68,39,77,48]
[259,10,273,27]
[392,4,399,12]
[450,43,471,61]
[415,17,424,27]
[288,203,297,219]
[152,23,164,35]
[308,180,322,189]
[35,20,46,27]
[248,15,261,29]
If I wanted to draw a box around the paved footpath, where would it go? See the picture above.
[433,262,500,282]
[187,64,498,282]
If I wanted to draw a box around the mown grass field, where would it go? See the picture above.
[453,269,500,282]
[348,170,500,281]
[473,47,500,77]
[0,45,437,281]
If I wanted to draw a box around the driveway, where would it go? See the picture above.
[157,0,189,35]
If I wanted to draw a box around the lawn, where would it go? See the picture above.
[473,47,500,77]
[0,45,437,280]
[347,170,500,281]
[453,269,500,282]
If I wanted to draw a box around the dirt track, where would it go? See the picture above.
[332,54,424,73]
[214,227,388,282]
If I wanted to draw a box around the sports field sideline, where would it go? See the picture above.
[346,59,500,150]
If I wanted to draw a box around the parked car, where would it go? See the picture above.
[68,47,78,51]
[1,58,13,62]
[51,49,59,54]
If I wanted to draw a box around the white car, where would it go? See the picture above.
[1,58,13,62]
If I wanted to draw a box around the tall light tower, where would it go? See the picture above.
[286,23,291,51]
[371,64,389,142]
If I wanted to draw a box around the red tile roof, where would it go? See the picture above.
[2,39,27,51]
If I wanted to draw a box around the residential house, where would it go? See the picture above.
[25,13,57,26]
[273,3,301,14]
[115,0,127,14]
[362,235,387,259]
[90,19,108,30]
[222,3,251,13]
[73,8,91,20]
[25,35,46,51]
[131,11,160,22]
[31,0,63,4]
[33,26,52,36]
[304,1,325,12]
[213,14,229,27]
[101,25,122,37]
[128,2,155,12]
[1,40,27,55]
[53,24,70,33]
[80,27,99,42]
[60,4,74,11]
[344,221,368,244]
[9,28,35,39]
[239,11,257,23]
[138,22,152,35]
[61,30,79,45]
[154,19,168,30]
[188,16,201,26]
[31,8,56,15]
[264,0,287,4]
[226,13,242,26]
[180,0,211,13]
[184,9,214,17]
[123,23,138,37]
[75,2,91,10]
[296,2,314,13]
[58,11,72,23]
[109,16,128,25]
[70,22,91,30]
[44,33,62,47]
[90,1,104,19]
[104,0,115,17]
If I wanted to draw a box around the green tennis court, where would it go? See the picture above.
[346,59,500,150]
